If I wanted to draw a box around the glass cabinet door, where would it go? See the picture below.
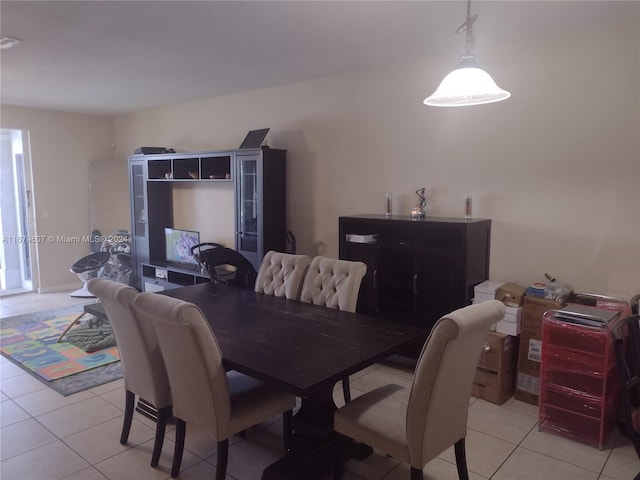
[131,163,147,238]
[129,160,149,290]
[237,155,259,255]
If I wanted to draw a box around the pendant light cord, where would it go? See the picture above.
[455,0,478,62]
[465,0,474,56]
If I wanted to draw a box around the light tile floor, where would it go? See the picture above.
[1,291,639,480]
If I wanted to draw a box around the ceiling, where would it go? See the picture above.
[1,1,638,116]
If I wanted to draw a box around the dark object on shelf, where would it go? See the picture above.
[202,247,257,289]
[239,128,269,149]
[134,147,176,155]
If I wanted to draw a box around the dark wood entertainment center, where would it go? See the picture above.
[339,214,491,332]
[128,147,286,291]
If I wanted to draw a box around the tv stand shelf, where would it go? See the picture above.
[141,262,209,292]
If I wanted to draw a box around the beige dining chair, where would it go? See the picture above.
[132,292,296,480]
[254,250,312,300]
[300,256,367,403]
[332,299,505,480]
[86,278,171,468]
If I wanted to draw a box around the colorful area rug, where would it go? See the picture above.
[1,303,122,395]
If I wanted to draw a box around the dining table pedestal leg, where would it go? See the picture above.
[262,385,340,480]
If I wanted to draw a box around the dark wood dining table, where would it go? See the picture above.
[163,282,429,480]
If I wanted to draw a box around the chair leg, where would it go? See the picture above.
[171,419,186,478]
[454,438,470,480]
[410,467,423,480]
[151,405,171,467]
[342,376,351,404]
[120,390,135,445]
[333,434,347,480]
[282,410,293,451]
[216,439,229,480]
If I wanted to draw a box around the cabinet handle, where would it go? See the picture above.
[373,269,378,289]
[413,274,418,295]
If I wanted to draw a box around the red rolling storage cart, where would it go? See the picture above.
[539,295,630,449]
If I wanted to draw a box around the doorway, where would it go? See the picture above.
[0,129,36,295]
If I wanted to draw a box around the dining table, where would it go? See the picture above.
[162,282,429,480]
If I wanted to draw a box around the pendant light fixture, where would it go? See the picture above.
[424,0,510,107]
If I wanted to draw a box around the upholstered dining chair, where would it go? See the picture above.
[300,256,367,403]
[132,292,296,480]
[333,300,506,480]
[86,278,171,468]
[254,250,312,300]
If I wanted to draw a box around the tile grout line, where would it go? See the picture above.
[486,421,538,479]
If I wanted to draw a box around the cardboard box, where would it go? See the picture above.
[515,296,563,404]
[495,282,526,307]
[495,306,522,336]
[475,293,496,303]
[472,331,519,405]
[473,299,522,336]
[473,280,505,303]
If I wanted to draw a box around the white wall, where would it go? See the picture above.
[1,106,113,292]
[110,17,639,299]
[3,16,638,299]
[171,182,236,248]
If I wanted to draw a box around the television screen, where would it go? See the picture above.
[164,228,200,265]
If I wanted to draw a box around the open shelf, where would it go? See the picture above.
[147,153,232,181]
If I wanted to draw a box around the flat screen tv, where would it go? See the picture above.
[164,228,200,265]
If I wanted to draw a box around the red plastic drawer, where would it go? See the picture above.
[539,404,604,448]
[543,318,608,355]
[543,368,604,397]
[542,344,606,376]
[541,382,602,418]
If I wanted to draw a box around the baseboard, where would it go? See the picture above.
[38,282,82,294]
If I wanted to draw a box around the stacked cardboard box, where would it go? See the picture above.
[473,281,523,335]
[472,331,519,405]
[514,296,564,405]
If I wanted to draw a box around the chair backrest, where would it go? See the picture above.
[202,247,257,289]
[86,278,170,409]
[132,292,232,440]
[299,256,367,312]
[406,300,505,466]
[254,250,311,300]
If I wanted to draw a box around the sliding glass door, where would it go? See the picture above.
[0,129,35,294]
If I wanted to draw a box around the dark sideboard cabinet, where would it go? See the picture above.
[339,215,491,333]
[128,147,286,291]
